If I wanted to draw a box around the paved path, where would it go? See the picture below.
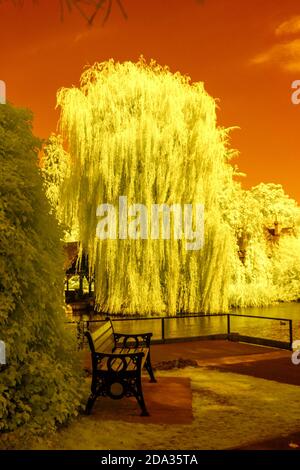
[150,341,299,387]
[83,339,300,449]
[151,339,300,450]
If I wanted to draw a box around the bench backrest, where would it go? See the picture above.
[87,320,115,354]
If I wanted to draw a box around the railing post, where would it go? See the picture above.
[162,318,165,343]
[76,320,85,350]
[227,314,231,337]
[289,319,293,350]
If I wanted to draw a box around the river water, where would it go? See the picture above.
[69,302,300,345]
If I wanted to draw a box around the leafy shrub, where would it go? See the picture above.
[0,104,84,446]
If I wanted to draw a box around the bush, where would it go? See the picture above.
[0,104,84,446]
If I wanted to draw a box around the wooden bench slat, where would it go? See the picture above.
[94,332,114,353]
[92,321,112,341]
[93,326,114,344]
[114,347,147,355]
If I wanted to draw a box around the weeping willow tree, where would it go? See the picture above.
[56,58,236,315]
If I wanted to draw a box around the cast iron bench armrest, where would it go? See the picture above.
[94,351,145,372]
[113,332,153,349]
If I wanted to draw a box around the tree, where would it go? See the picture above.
[1,1,205,25]
[251,182,300,228]
[55,58,235,315]
[0,104,83,447]
[40,134,69,215]
[1,0,128,25]
[223,182,300,307]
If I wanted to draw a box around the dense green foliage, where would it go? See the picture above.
[55,59,235,315]
[43,60,300,312]
[222,182,300,307]
[0,104,83,445]
[41,134,69,216]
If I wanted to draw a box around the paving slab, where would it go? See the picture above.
[87,376,193,425]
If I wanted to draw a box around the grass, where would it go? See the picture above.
[28,367,300,450]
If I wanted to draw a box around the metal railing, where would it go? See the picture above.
[65,312,294,351]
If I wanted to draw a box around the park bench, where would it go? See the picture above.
[85,319,157,416]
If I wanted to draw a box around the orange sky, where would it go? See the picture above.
[1,0,300,200]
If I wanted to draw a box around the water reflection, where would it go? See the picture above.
[67,302,300,343]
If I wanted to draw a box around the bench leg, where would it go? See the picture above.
[145,353,157,383]
[85,392,97,415]
[134,377,149,417]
